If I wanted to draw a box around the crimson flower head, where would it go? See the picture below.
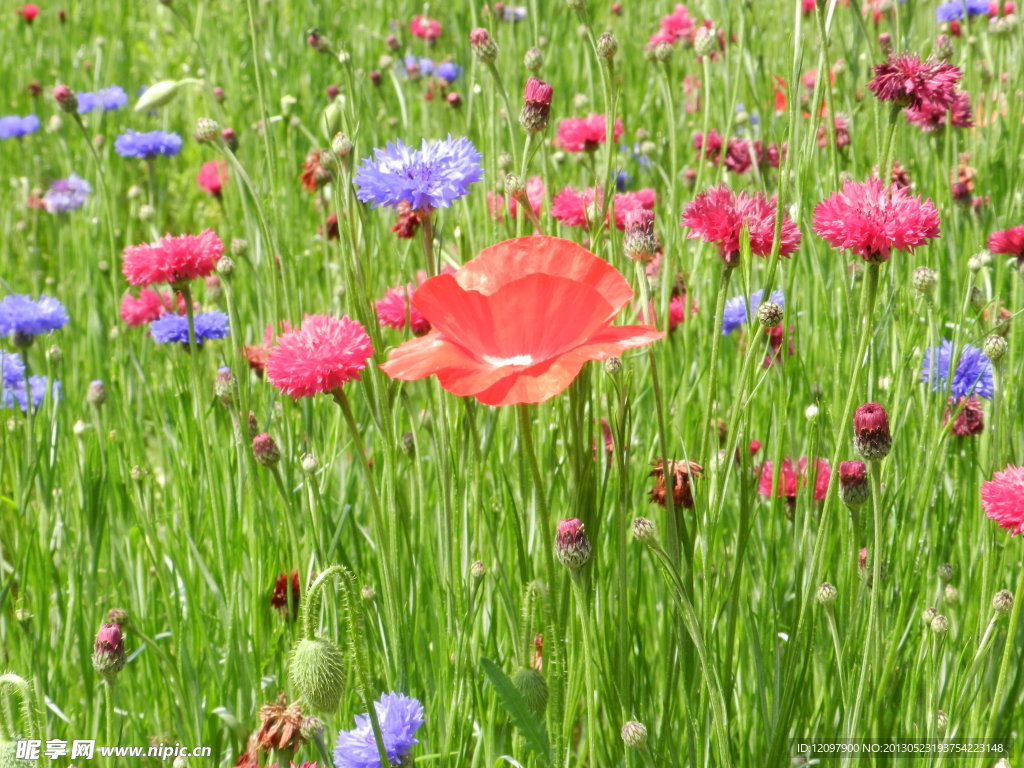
[122,229,224,287]
[196,160,228,199]
[380,236,664,406]
[838,460,869,508]
[758,457,831,502]
[19,4,39,23]
[945,396,984,437]
[981,464,1024,536]
[119,288,184,326]
[987,225,1024,262]
[409,14,442,40]
[266,315,374,399]
[681,184,801,266]
[812,179,940,262]
[555,518,592,570]
[555,114,624,152]
[853,402,891,460]
[375,266,456,336]
[868,53,962,110]
[520,77,553,134]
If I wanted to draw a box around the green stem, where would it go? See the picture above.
[986,564,1024,740]
[699,264,733,461]
[571,576,601,766]
[103,680,115,765]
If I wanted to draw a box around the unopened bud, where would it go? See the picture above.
[938,563,954,583]
[943,584,960,605]
[216,255,235,277]
[53,84,78,113]
[92,623,127,679]
[252,432,281,467]
[756,301,783,328]
[555,518,591,570]
[596,32,618,60]
[853,402,891,461]
[992,589,1013,616]
[921,606,938,626]
[817,582,838,606]
[194,117,220,143]
[288,636,346,713]
[504,174,525,199]
[106,608,129,626]
[983,334,1007,362]
[301,453,319,474]
[214,366,234,405]
[87,380,107,406]
[524,47,543,73]
[631,517,657,544]
[604,356,623,375]
[300,715,325,741]
[912,266,937,295]
[470,28,498,64]
[929,614,949,634]
[221,127,238,151]
[621,720,648,748]
[470,560,486,581]
[694,26,716,57]
[623,209,657,263]
[230,237,249,258]
[332,132,353,157]
[512,667,548,714]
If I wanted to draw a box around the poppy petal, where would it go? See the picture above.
[453,236,634,311]
[380,334,514,396]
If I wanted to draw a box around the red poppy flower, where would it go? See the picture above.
[380,236,664,406]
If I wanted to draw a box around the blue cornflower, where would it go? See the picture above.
[435,61,462,84]
[150,312,229,346]
[0,295,69,343]
[402,56,434,77]
[614,170,632,191]
[43,174,92,214]
[1,350,25,388]
[334,692,424,768]
[920,338,994,399]
[502,5,528,20]
[0,115,40,139]
[353,135,483,211]
[936,0,988,21]
[2,375,60,413]
[721,289,784,335]
[77,86,129,114]
[114,130,183,159]
[76,92,99,114]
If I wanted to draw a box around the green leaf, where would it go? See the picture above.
[480,657,550,760]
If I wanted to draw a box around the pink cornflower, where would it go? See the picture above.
[609,188,656,229]
[375,267,454,335]
[119,289,183,326]
[122,229,224,287]
[812,179,941,262]
[509,175,545,218]
[981,464,1024,536]
[868,54,962,110]
[681,184,802,266]
[904,91,973,131]
[550,187,656,231]
[646,3,697,48]
[758,457,831,502]
[554,114,624,153]
[265,315,374,398]
[818,114,851,148]
[693,129,723,162]
[409,15,442,41]
[196,160,228,199]
[987,225,1024,262]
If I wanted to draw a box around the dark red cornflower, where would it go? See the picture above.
[818,114,851,149]
[944,396,984,437]
[270,570,300,617]
[904,91,973,132]
[681,184,802,266]
[758,457,831,502]
[322,212,339,240]
[838,460,869,508]
[763,324,795,368]
[987,225,1024,262]
[649,460,704,509]
[868,54,962,110]
[812,178,940,262]
[853,402,892,460]
[693,129,723,162]
[724,139,755,174]
[300,150,333,192]
[391,202,422,239]
[409,14,442,41]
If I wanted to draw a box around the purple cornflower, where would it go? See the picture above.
[722,289,785,335]
[935,0,988,20]
[435,61,462,84]
[1,350,26,387]
[150,312,229,346]
[77,86,128,114]
[353,136,482,211]
[0,295,69,345]
[333,692,424,768]
[0,115,41,139]
[43,174,92,214]
[2,375,60,413]
[920,338,993,399]
[114,130,183,159]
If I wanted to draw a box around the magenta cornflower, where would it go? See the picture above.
[812,179,940,262]
[554,114,624,152]
[853,402,892,461]
[987,225,1024,263]
[550,187,656,231]
[868,53,962,110]
[409,15,441,41]
[681,184,801,266]
[265,315,374,399]
[122,229,224,287]
[981,464,1024,536]
[758,457,831,502]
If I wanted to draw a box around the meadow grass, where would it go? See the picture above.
[1,0,1023,766]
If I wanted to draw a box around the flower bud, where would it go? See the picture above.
[621,720,648,748]
[934,34,953,61]
[470,560,487,581]
[92,623,127,679]
[938,563,954,583]
[288,637,347,713]
[497,152,513,171]
[360,584,375,600]
[967,250,991,272]
[194,117,220,143]
[53,84,78,113]
[220,127,239,151]
[983,334,1007,362]
[912,266,937,295]
[138,204,156,222]
[555,518,591,570]
[817,582,838,606]
[604,356,623,375]
[651,41,674,62]
[943,584,960,605]
[524,47,543,73]
[756,301,783,329]
[631,517,657,544]
[106,608,129,625]
[470,28,498,64]
[87,380,107,406]
[504,173,525,199]
[300,715,325,741]
[332,132,353,158]
[936,710,948,733]
[921,606,938,626]
[992,589,1013,616]
[623,209,657,263]
[838,460,869,508]
[853,402,891,461]
[214,366,234,406]
[301,453,319,474]
[694,26,716,57]
[929,614,949,634]
[252,433,281,467]
[216,255,235,278]
[596,33,618,60]
[519,77,553,135]
[512,667,548,714]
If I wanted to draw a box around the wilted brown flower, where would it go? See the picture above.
[255,693,306,753]
[649,459,704,509]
